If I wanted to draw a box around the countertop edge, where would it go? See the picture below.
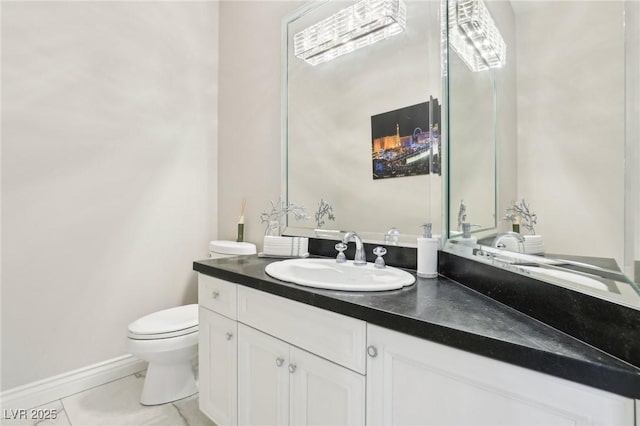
[193,260,640,399]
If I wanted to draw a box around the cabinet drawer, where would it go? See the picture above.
[238,286,366,374]
[199,274,237,320]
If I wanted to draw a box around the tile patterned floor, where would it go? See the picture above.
[1,371,215,426]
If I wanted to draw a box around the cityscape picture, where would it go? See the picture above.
[371,99,441,180]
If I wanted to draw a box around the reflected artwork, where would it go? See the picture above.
[371,99,441,180]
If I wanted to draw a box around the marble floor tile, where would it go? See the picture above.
[3,371,213,426]
[1,400,71,426]
[62,374,194,426]
[172,395,215,426]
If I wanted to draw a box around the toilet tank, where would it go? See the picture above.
[209,240,257,259]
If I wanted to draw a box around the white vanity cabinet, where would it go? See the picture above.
[197,273,636,426]
[238,323,365,426]
[237,286,367,426]
[198,274,367,426]
[366,324,635,425]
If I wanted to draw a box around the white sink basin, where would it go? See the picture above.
[265,258,416,291]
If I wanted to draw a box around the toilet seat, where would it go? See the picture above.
[128,304,198,340]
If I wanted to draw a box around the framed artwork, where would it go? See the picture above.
[371,99,441,180]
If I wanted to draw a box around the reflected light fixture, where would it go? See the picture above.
[294,0,407,66]
[448,0,506,72]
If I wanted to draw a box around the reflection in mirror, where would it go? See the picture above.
[447,51,496,235]
[283,0,443,246]
[446,0,640,309]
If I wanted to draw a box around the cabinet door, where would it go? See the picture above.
[199,307,237,426]
[367,324,634,425]
[290,347,365,426]
[238,324,290,426]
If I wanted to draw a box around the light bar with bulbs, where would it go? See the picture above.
[294,0,407,66]
[449,0,506,72]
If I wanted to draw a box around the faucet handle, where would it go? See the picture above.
[384,228,400,245]
[373,246,387,269]
[335,242,347,263]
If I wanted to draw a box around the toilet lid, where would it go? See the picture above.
[128,304,198,336]
[128,325,198,340]
[209,240,257,255]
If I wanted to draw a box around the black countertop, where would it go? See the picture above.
[193,255,640,399]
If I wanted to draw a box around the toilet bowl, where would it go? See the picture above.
[127,304,199,405]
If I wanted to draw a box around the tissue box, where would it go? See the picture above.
[261,236,309,258]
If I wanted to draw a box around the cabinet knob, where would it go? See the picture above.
[367,345,378,358]
[288,364,297,373]
[212,291,220,299]
[276,357,284,367]
[226,332,233,341]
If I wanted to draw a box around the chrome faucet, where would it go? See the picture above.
[342,231,367,265]
[492,231,525,253]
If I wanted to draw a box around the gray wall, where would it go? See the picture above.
[1,1,219,390]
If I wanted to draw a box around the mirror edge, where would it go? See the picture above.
[281,0,331,234]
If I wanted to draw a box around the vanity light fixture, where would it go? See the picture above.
[294,0,407,66]
[448,0,506,72]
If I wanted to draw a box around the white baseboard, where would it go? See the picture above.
[0,355,147,411]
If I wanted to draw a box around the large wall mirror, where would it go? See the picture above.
[283,0,443,246]
[446,0,640,309]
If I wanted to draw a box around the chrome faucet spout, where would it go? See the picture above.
[342,231,367,265]
[492,231,525,253]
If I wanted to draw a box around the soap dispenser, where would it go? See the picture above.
[417,223,438,278]
[456,223,478,256]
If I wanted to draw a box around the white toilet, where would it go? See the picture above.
[127,304,199,405]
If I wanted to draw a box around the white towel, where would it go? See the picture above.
[262,236,309,257]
